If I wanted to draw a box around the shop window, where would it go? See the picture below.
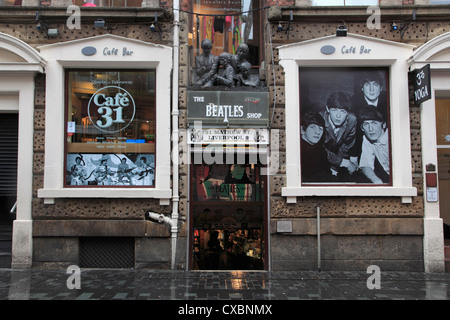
[299,67,391,186]
[188,0,263,85]
[191,161,266,270]
[65,69,156,187]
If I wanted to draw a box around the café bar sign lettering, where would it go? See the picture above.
[187,91,269,126]
[320,45,372,55]
[81,46,134,56]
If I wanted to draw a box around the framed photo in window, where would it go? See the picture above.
[299,67,391,186]
[65,69,156,187]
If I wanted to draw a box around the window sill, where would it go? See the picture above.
[281,186,417,204]
[37,188,172,205]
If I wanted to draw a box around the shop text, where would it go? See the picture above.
[341,45,372,54]
[103,47,134,56]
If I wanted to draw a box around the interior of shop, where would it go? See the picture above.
[190,161,266,270]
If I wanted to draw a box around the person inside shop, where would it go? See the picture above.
[320,92,359,182]
[358,107,390,184]
[194,39,217,86]
[300,111,333,183]
[206,230,222,269]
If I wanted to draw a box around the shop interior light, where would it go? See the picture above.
[391,22,398,31]
[336,25,347,37]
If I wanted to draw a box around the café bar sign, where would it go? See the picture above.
[187,90,269,127]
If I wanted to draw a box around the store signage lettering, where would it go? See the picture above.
[188,128,269,145]
[341,45,372,54]
[103,47,134,56]
[410,64,432,105]
[88,86,136,133]
[187,91,269,126]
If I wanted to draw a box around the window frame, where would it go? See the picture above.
[278,34,417,204]
[37,35,172,204]
[63,68,157,188]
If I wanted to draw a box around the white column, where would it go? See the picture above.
[421,95,445,273]
[12,76,36,269]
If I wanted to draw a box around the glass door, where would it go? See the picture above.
[436,99,450,242]
[190,159,267,270]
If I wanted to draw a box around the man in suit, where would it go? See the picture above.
[320,92,358,182]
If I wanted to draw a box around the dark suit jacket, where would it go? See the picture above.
[320,111,357,170]
[350,92,388,121]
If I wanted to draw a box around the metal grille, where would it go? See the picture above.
[79,237,135,269]
[0,114,18,197]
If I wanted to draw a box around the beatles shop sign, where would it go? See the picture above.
[410,64,432,106]
[187,90,269,127]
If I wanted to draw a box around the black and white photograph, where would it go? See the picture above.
[299,67,391,185]
[66,153,155,186]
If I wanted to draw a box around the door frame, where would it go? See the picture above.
[187,150,269,271]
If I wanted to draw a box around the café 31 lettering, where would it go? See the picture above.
[187,91,269,126]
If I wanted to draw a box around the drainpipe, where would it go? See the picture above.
[169,0,180,270]
[145,0,180,270]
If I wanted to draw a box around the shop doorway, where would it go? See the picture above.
[0,114,18,268]
[436,99,450,248]
[189,155,267,270]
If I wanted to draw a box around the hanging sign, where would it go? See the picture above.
[410,64,432,105]
[187,90,269,127]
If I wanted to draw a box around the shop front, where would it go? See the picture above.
[0,33,45,268]
[276,33,423,271]
[34,34,174,269]
[409,31,450,272]
[187,90,270,270]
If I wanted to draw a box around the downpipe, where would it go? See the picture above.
[146,211,179,270]
[144,0,182,271]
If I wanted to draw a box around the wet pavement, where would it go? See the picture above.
[0,268,449,302]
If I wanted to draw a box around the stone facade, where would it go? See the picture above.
[1,2,449,271]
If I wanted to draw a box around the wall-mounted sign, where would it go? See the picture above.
[320,45,335,55]
[187,90,269,127]
[410,64,432,105]
[81,46,97,56]
[341,45,372,54]
[81,46,134,56]
[188,128,269,145]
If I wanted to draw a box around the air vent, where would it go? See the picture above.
[79,237,135,269]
